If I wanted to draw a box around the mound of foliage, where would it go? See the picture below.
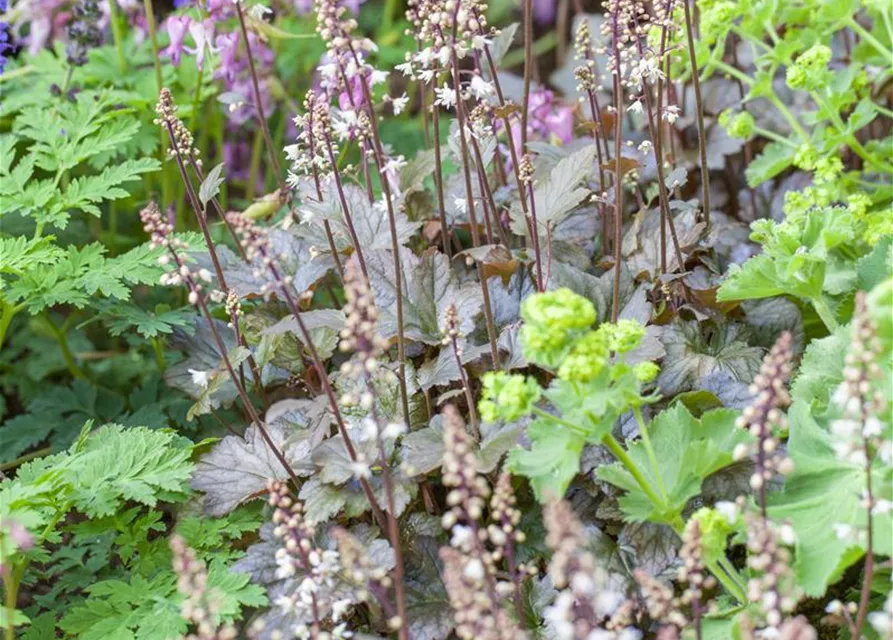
[1,0,891,638]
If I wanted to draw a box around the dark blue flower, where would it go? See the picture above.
[0,21,10,75]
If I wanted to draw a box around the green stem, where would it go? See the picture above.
[753,126,799,148]
[141,0,169,205]
[602,433,667,510]
[106,0,128,73]
[0,300,21,348]
[718,555,748,594]
[532,407,590,436]
[382,0,400,29]
[812,295,840,332]
[706,58,754,86]
[246,128,264,201]
[0,65,34,83]
[846,17,893,60]
[768,94,809,142]
[633,406,669,501]
[602,427,748,604]
[151,337,167,372]
[43,313,87,379]
[813,93,889,172]
[705,557,748,604]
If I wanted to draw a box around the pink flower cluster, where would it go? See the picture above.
[160,10,275,126]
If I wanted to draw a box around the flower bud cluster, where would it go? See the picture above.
[286,90,335,185]
[339,261,388,379]
[141,202,212,306]
[267,480,347,636]
[403,0,492,79]
[518,154,535,186]
[745,514,800,633]
[733,332,796,493]
[65,0,102,67]
[170,535,236,640]
[677,520,716,609]
[332,527,397,631]
[224,211,272,264]
[439,406,528,638]
[830,293,888,469]
[439,546,520,640]
[543,500,635,639]
[634,570,687,630]
[441,404,490,531]
[487,472,526,563]
[155,88,201,167]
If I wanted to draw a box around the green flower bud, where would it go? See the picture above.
[814,157,843,186]
[793,144,818,171]
[633,361,660,383]
[602,319,646,354]
[557,330,611,383]
[479,372,542,423]
[692,505,738,563]
[786,44,831,91]
[720,110,755,139]
[520,289,596,368]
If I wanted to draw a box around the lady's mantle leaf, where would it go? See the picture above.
[767,402,893,596]
[789,326,848,415]
[598,405,751,524]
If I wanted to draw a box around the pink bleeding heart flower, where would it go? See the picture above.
[161,15,191,66]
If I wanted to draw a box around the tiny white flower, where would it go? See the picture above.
[453,196,468,214]
[331,598,352,621]
[778,523,797,545]
[470,75,494,99]
[350,458,372,480]
[627,99,643,115]
[382,422,406,439]
[247,3,271,20]
[395,61,415,78]
[390,92,410,115]
[662,105,680,124]
[715,500,740,524]
[463,558,485,582]
[435,87,458,110]
[188,368,212,389]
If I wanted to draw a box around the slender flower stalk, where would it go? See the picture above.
[607,0,625,323]
[521,0,533,151]
[733,331,795,516]
[339,262,410,639]
[518,155,544,292]
[431,87,452,256]
[442,305,480,434]
[439,405,523,639]
[140,204,298,487]
[681,0,711,225]
[830,293,888,639]
[226,212,389,532]
[155,89,265,399]
[234,1,286,198]
[628,12,684,273]
[447,49,500,367]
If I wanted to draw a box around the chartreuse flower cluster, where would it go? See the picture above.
[479,288,659,501]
